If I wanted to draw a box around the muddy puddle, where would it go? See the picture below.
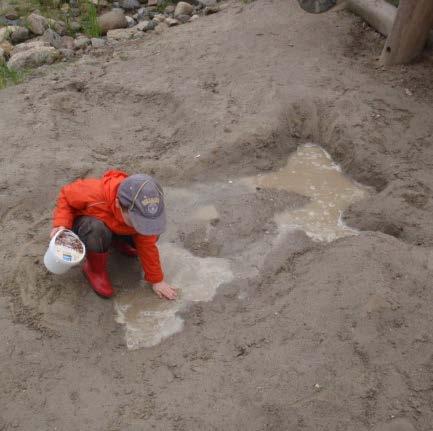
[243,144,370,241]
[114,243,233,349]
[114,144,370,349]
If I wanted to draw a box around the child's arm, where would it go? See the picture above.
[134,235,177,300]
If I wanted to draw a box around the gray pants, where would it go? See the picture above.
[73,216,133,253]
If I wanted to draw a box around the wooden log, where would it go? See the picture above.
[346,0,396,36]
[380,0,433,65]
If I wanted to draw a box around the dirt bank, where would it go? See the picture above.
[1,0,433,429]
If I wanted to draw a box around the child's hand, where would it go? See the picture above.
[152,281,177,300]
[50,226,66,239]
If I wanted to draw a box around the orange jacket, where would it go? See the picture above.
[52,170,164,284]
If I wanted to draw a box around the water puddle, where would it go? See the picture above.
[114,243,233,349]
[243,144,370,241]
[114,144,369,349]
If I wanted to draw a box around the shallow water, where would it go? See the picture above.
[114,243,233,349]
[114,144,369,349]
[243,144,370,241]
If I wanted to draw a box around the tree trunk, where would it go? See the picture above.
[380,0,433,65]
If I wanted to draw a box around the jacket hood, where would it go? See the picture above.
[102,170,129,202]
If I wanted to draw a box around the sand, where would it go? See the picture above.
[1,0,433,429]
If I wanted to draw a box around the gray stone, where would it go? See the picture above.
[204,5,219,14]
[12,40,50,55]
[125,16,136,27]
[5,12,18,20]
[145,20,156,30]
[97,10,128,34]
[119,0,140,9]
[165,4,175,14]
[165,17,179,26]
[106,27,141,41]
[190,14,199,21]
[70,21,81,32]
[135,20,150,31]
[176,14,190,23]
[47,19,67,36]
[27,13,48,36]
[153,14,165,23]
[60,36,75,50]
[198,0,217,6]
[10,26,30,44]
[74,36,90,49]
[8,45,60,70]
[59,48,74,59]
[42,28,62,49]
[174,1,193,17]
[91,37,106,48]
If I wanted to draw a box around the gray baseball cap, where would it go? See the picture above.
[117,174,166,236]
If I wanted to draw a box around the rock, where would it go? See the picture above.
[10,26,30,44]
[0,41,14,57]
[59,48,75,59]
[60,36,75,50]
[165,17,179,26]
[153,14,165,23]
[125,16,136,27]
[74,36,90,50]
[372,418,415,431]
[199,0,217,6]
[119,0,141,9]
[97,10,128,34]
[70,21,81,32]
[8,45,60,70]
[165,4,175,14]
[174,1,193,17]
[27,13,48,36]
[42,28,62,49]
[47,19,67,36]
[5,12,18,20]
[106,28,141,41]
[190,14,199,21]
[11,40,50,55]
[135,20,150,31]
[91,37,106,48]
[204,5,219,14]
[145,20,157,30]
[136,7,149,20]
[0,26,14,43]
[176,14,190,23]
[147,0,158,6]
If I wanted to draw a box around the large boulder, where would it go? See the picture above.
[8,44,60,70]
[27,13,49,35]
[97,10,128,35]
[174,1,194,17]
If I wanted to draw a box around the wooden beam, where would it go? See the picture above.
[346,0,396,37]
[380,0,433,65]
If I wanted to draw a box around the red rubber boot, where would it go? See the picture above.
[112,239,138,257]
[83,251,114,298]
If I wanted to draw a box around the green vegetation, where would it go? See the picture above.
[1,0,67,21]
[0,64,24,89]
[80,1,101,37]
[155,0,174,14]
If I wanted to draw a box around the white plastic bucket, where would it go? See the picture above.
[44,229,86,275]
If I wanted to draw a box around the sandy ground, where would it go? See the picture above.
[1,0,433,429]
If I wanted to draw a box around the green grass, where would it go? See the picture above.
[0,64,24,89]
[80,1,101,37]
[155,0,174,14]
